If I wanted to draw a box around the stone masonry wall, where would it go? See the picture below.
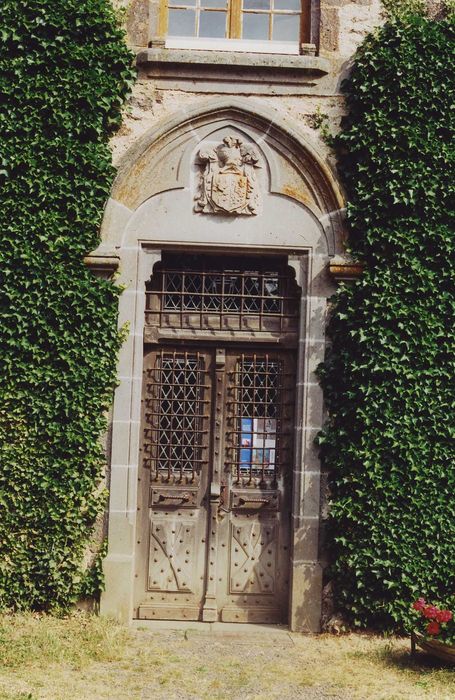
[110,1,383,168]
[110,1,449,166]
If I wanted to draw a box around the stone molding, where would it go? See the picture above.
[100,96,345,257]
[136,47,331,95]
[137,47,330,74]
[329,255,364,281]
[83,253,119,278]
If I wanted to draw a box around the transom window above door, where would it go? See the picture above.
[164,0,308,53]
[145,253,300,336]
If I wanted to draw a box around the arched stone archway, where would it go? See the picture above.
[95,97,346,632]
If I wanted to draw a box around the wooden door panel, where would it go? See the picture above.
[135,346,295,623]
[229,521,277,595]
[148,520,197,592]
[135,348,213,620]
[217,350,295,624]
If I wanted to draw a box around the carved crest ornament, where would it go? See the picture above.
[194,136,261,216]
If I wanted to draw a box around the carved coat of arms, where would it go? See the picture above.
[194,136,261,216]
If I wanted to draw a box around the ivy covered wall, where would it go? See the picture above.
[0,1,134,610]
[0,1,453,628]
[319,12,455,628]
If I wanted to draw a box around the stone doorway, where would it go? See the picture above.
[95,98,346,631]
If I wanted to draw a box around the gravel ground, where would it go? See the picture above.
[135,630,349,700]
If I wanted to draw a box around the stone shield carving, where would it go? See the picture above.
[194,136,261,216]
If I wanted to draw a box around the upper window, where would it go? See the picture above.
[164,0,307,54]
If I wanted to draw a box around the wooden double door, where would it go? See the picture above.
[134,344,295,623]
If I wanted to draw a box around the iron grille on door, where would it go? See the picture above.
[143,350,210,483]
[226,353,295,488]
[145,254,299,334]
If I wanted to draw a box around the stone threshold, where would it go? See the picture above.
[132,619,295,640]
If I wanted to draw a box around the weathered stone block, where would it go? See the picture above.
[289,562,323,632]
[127,0,149,47]
[322,0,351,6]
[293,519,320,562]
[101,555,135,622]
[320,6,340,52]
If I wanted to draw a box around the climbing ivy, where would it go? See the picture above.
[318,14,455,629]
[0,1,134,610]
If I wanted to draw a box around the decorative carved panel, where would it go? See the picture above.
[229,522,276,594]
[148,521,196,592]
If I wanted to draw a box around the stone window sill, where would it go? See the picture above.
[136,47,330,76]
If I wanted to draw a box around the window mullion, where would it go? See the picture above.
[229,0,242,39]
[196,0,201,38]
[300,0,311,45]
[158,0,169,38]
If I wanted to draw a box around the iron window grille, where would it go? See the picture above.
[226,353,294,487]
[145,254,300,334]
[143,351,209,483]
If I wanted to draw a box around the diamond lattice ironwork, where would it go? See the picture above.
[144,352,208,481]
[145,255,300,334]
[226,354,294,486]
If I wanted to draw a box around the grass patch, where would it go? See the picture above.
[0,615,454,699]
[0,612,129,670]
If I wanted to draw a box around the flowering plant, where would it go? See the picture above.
[410,597,455,645]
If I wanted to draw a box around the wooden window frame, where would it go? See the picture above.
[158,0,312,54]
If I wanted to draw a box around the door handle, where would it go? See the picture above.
[151,488,197,507]
[158,493,190,503]
[239,496,270,505]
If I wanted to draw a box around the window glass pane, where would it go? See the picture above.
[168,0,196,5]
[243,0,271,9]
[242,13,270,40]
[199,10,227,37]
[272,13,299,41]
[168,8,196,35]
[274,0,301,9]
[236,358,282,480]
[201,0,227,7]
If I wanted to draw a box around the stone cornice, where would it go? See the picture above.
[329,256,364,282]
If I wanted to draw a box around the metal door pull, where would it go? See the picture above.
[239,497,270,505]
[158,493,190,502]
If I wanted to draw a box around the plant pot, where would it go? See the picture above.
[412,632,455,664]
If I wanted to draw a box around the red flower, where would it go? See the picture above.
[435,609,453,623]
[413,598,426,611]
[427,621,441,636]
[422,605,438,619]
